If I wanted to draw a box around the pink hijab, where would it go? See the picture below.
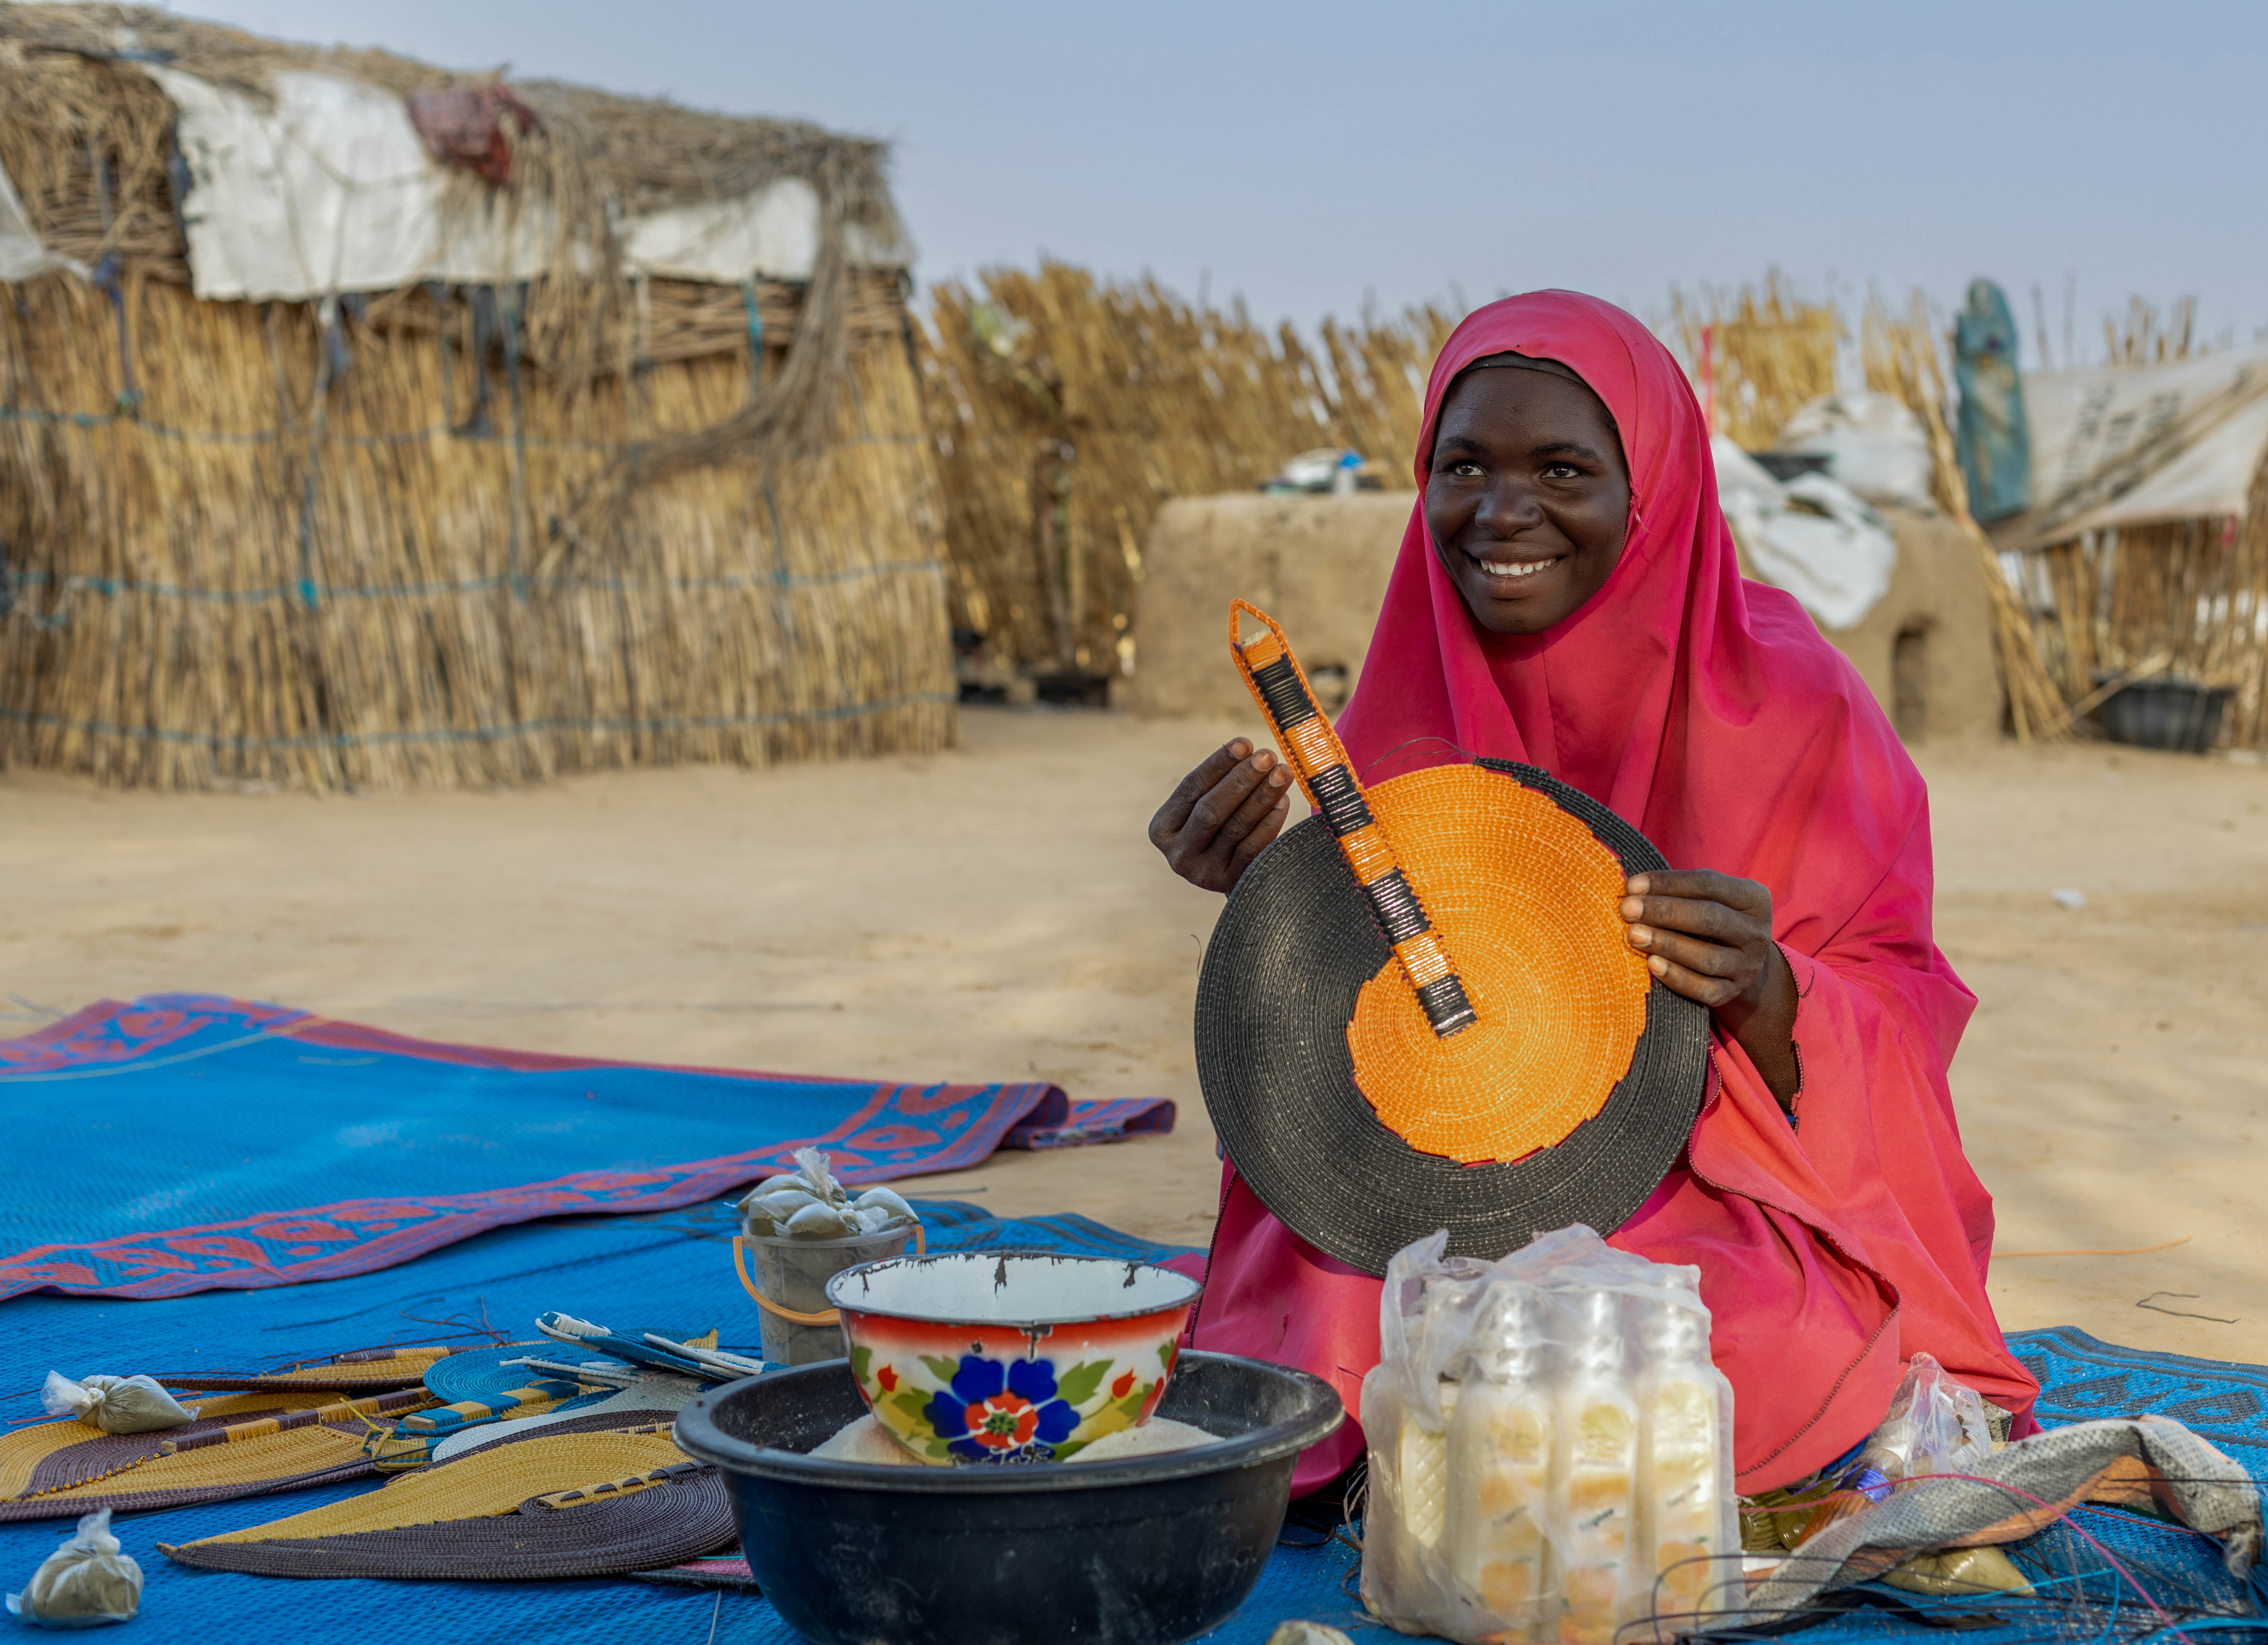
[1189,291,2036,1495]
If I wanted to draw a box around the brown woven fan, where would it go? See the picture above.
[164,1420,733,1581]
[0,1388,431,1522]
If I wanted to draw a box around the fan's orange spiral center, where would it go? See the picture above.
[1345,765,1650,1164]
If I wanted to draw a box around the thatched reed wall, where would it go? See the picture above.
[0,269,952,790]
[919,263,1452,679]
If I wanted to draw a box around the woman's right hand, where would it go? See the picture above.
[1148,738,1294,894]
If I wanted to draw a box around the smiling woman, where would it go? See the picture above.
[1424,354,1633,634]
[1147,289,2039,1504]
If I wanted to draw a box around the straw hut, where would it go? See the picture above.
[0,6,952,790]
[1993,347,2268,748]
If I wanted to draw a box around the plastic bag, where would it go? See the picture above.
[1360,1226,1740,1644]
[5,1509,143,1628]
[40,1372,196,1435]
[1853,1352,1994,1482]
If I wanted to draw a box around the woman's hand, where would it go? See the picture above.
[1620,870,1801,1108]
[1149,738,1294,894]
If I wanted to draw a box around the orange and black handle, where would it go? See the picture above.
[1229,599,1475,1038]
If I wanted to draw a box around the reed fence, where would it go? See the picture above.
[917,263,1452,679]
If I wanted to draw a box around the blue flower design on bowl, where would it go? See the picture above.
[924,1353,1080,1462]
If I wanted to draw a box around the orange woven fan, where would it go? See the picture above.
[1202,604,1711,1273]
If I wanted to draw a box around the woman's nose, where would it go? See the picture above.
[1474,478,1543,535]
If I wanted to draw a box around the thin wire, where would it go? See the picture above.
[1999,1238,2194,1258]
[704,1589,723,1645]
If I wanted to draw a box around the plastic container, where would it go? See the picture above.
[673,1351,1343,1645]
[2096,678,2232,753]
[735,1226,915,1365]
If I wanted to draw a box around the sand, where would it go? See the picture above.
[4,709,2264,1363]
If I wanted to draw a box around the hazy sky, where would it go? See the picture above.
[183,0,2268,369]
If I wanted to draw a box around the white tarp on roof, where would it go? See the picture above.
[0,157,79,281]
[145,64,912,303]
[1713,436,1897,630]
[2011,349,2268,546]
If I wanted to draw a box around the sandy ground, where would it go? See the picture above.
[3,709,2265,1365]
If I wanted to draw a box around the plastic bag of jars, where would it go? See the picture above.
[1360,1226,1740,1644]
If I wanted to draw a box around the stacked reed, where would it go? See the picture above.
[918,263,1452,678]
[0,12,951,791]
[1669,274,1840,450]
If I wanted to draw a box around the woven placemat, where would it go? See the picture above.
[1197,757,1710,1275]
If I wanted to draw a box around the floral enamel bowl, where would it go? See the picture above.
[825,1251,1203,1465]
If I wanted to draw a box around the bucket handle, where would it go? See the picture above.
[733,1224,926,1327]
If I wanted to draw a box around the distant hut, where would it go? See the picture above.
[1995,347,2268,749]
[0,6,951,790]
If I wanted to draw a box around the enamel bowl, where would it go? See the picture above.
[825,1251,1204,1465]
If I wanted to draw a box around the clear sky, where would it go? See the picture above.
[181,0,2268,369]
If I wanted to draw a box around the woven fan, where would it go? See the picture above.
[0,1384,429,1522]
[149,1345,456,1394]
[164,1419,734,1580]
[1198,602,1711,1275]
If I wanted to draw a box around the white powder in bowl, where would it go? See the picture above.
[808,1414,1217,1465]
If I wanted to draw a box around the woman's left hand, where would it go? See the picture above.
[1620,870,1801,1107]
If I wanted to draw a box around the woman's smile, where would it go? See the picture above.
[1468,549,1565,582]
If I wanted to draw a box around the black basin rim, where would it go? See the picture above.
[823,1247,1205,1328]
[674,1352,1344,1494]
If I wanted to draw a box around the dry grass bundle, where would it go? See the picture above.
[1670,273,1840,449]
[920,263,1450,676]
[0,270,949,791]
[1861,292,2070,743]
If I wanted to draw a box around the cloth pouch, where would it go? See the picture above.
[5,1509,144,1628]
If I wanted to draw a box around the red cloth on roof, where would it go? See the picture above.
[1188,290,2036,1496]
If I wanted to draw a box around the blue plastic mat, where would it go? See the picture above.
[3,1194,2265,1643]
[0,995,1170,1301]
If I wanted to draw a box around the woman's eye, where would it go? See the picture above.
[1452,460,1484,478]
[1542,462,1580,480]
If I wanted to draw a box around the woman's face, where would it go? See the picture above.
[1424,367,1632,635]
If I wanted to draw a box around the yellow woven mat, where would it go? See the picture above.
[0,1390,352,1502]
[182,1426,688,1547]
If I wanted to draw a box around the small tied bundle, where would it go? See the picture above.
[736,1147,917,1241]
[41,1372,197,1436]
[7,1509,143,1628]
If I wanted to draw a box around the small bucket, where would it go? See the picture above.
[733,1222,926,1366]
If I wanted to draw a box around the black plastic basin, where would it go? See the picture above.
[674,1351,1344,1645]
[2097,677,2232,753]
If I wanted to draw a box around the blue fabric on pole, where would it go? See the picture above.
[1955,279,2033,524]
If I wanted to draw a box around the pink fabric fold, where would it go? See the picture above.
[1188,290,2035,1496]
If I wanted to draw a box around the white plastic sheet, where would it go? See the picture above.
[1775,391,1936,513]
[2013,349,2268,545]
[1713,438,1897,631]
[144,64,913,303]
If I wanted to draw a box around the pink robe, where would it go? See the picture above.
[1187,291,2037,1496]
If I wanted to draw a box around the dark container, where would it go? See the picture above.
[2095,677,2232,753]
[674,1351,1344,1645]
